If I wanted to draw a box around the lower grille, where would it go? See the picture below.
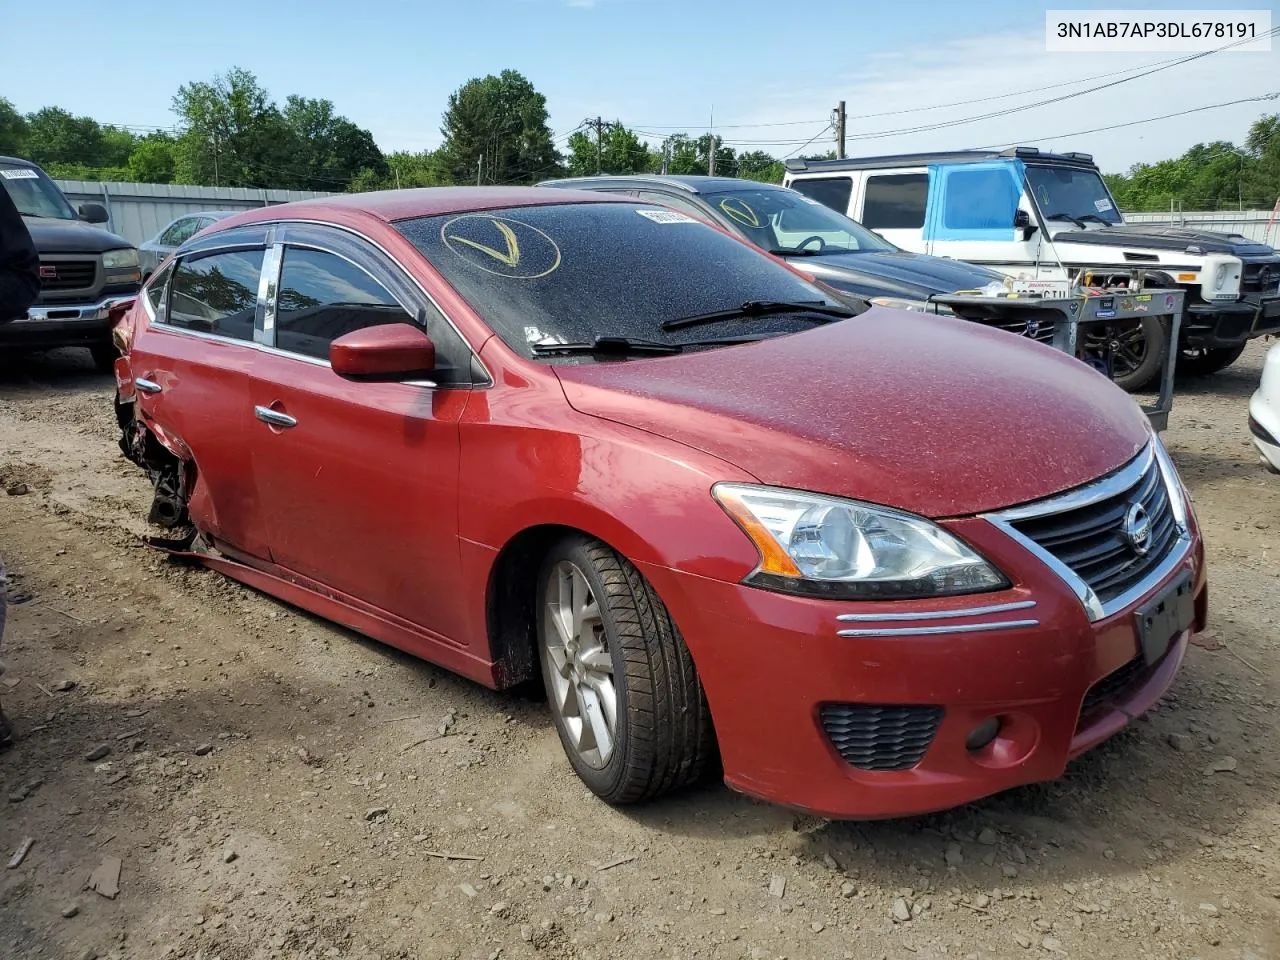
[820,704,943,771]
[1007,449,1178,606]
[1076,651,1169,729]
[39,258,97,292]
[1241,261,1280,296]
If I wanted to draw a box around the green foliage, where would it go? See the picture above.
[0,98,26,156]
[728,150,784,184]
[438,70,560,185]
[24,107,109,167]
[1106,114,1280,211]
[566,122,655,176]
[128,134,178,184]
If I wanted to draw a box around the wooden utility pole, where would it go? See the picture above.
[707,107,715,176]
[836,101,847,159]
[477,153,483,185]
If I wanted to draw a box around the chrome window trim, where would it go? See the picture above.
[982,439,1192,623]
[256,242,283,346]
[837,619,1040,638]
[836,600,1036,622]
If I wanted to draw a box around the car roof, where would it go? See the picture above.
[0,156,39,168]
[540,174,789,196]
[783,147,1098,173]
[210,186,634,234]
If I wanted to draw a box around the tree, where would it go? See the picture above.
[0,98,27,156]
[565,121,654,176]
[282,96,388,190]
[656,133,735,176]
[171,68,299,188]
[128,133,178,184]
[731,150,784,184]
[438,70,560,185]
[24,107,113,167]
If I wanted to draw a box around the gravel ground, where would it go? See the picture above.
[0,342,1277,960]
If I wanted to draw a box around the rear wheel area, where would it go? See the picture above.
[89,343,118,374]
[536,535,716,805]
[1177,344,1247,378]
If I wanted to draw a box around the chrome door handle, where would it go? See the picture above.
[254,405,297,428]
[135,378,162,394]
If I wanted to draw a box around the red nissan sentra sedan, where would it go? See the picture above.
[109,187,1206,819]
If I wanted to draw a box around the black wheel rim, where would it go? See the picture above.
[1084,321,1148,378]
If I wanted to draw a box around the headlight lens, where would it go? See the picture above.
[1213,263,1228,288]
[103,248,139,270]
[868,296,953,316]
[713,483,1009,599]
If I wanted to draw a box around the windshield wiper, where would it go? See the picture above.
[767,248,823,257]
[530,336,682,357]
[660,299,856,333]
[1073,213,1112,225]
[1042,211,1088,229]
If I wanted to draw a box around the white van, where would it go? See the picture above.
[784,147,1280,380]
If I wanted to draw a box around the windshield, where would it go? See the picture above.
[1025,165,1122,225]
[0,163,78,220]
[705,186,896,255]
[395,202,852,359]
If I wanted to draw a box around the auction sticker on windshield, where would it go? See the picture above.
[0,169,40,180]
[636,209,697,224]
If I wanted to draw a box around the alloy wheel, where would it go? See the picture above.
[540,560,618,769]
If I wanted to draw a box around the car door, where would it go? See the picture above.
[922,160,1032,270]
[127,228,273,559]
[857,171,930,251]
[243,225,478,645]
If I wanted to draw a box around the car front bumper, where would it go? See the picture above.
[0,294,137,351]
[1249,343,1280,473]
[1184,294,1280,348]
[639,512,1206,820]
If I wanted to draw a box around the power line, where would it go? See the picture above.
[967,92,1280,151]
[782,124,835,160]
[840,26,1280,143]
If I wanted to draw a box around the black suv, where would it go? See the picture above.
[538,174,1006,310]
[0,156,141,369]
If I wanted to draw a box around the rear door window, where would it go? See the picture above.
[788,177,853,215]
[167,249,263,341]
[862,174,928,229]
[160,217,201,247]
[274,247,414,360]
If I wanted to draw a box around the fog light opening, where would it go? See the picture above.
[965,717,1002,753]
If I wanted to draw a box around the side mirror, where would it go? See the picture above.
[79,202,109,224]
[330,323,437,382]
[1013,209,1037,241]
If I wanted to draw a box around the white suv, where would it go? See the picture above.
[1250,342,1280,474]
[784,147,1280,386]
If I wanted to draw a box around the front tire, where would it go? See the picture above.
[1085,315,1167,392]
[89,344,117,374]
[536,536,716,805]
[1177,343,1247,378]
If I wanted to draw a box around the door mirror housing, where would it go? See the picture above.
[330,323,437,382]
[1013,209,1038,240]
[79,202,110,224]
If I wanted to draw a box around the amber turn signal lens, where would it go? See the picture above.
[715,489,803,578]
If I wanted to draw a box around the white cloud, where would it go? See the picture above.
[729,29,1280,172]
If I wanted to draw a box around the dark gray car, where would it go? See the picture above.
[139,210,238,279]
[538,175,1005,311]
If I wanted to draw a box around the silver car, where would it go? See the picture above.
[139,210,238,279]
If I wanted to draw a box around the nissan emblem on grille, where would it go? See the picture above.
[1124,502,1152,556]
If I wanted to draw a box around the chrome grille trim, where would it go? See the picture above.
[983,440,1193,623]
[837,600,1036,622]
[837,619,1039,638]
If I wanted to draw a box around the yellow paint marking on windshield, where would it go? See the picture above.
[718,197,761,229]
[448,219,522,267]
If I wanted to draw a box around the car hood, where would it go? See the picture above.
[791,250,1006,300]
[554,309,1151,518]
[1052,224,1278,258]
[22,216,133,254]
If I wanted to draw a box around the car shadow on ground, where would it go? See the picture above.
[0,348,111,393]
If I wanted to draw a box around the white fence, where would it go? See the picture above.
[1122,209,1280,246]
[53,180,337,247]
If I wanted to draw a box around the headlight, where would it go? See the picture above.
[1213,264,1227,288]
[868,296,953,316]
[713,483,1009,600]
[103,248,139,270]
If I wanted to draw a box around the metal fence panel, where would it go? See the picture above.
[1122,210,1279,246]
[53,180,337,246]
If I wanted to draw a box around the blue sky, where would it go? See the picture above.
[3,0,1277,174]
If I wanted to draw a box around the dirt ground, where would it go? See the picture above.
[0,341,1277,960]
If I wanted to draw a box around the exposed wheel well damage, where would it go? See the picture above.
[116,400,194,531]
[486,524,589,690]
